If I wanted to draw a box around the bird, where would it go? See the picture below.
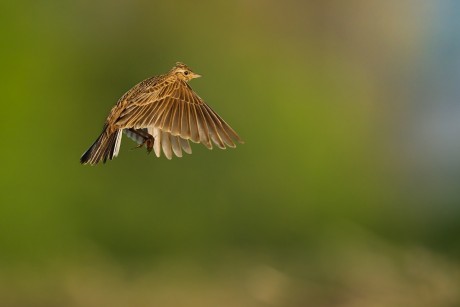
[80,62,243,165]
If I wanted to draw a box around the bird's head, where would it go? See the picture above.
[170,62,201,81]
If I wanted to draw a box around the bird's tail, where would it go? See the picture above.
[80,126,122,165]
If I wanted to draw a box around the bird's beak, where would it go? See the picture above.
[191,72,202,79]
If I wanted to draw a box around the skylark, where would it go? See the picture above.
[80,62,243,165]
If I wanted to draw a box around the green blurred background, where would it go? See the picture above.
[1,1,460,306]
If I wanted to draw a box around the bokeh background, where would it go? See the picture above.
[1,1,460,306]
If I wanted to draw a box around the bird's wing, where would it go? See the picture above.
[116,80,243,149]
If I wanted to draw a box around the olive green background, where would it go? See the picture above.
[1,1,459,306]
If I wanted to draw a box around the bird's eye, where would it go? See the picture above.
[184,71,189,75]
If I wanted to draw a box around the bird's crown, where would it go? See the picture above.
[175,62,188,69]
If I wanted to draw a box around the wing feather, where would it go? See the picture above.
[151,127,162,157]
[203,104,243,145]
[154,97,172,128]
[188,103,200,143]
[171,100,182,135]
[180,100,190,139]
[194,104,212,149]
[179,137,192,154]
[170,135,182,157]
[133,105,150,127]
[161,131,173,160]
[160,98,175,132]
[200,105,225,149]
[202,104,236,147]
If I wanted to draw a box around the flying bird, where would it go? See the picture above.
[80,62,243,165]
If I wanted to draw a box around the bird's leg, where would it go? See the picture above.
[145,134,154,154]
[129,128,154,153]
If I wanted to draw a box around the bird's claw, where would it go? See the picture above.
[131,133,154,153]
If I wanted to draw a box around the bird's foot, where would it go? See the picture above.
[129,129,154,153]
[145,134,154,154]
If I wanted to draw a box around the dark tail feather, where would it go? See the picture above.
[80,127,122,165]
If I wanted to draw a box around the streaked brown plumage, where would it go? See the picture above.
[80,62,243,165]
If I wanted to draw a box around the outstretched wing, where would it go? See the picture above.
[115,80,243,149]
